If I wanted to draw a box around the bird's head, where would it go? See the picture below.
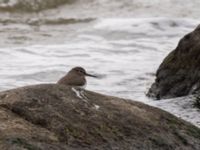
[71,67,97,78]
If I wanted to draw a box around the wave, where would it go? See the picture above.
[27,18,94,25]
[0,0,76,12]
[0,17,94,25]
[0,0,199,19]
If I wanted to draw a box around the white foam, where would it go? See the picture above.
[148,95,200,127]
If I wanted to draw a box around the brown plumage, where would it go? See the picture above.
[57,67,97,88]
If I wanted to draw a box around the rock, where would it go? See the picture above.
[147,25,200,99]
[0,84,200,150]
[194,95,200,109]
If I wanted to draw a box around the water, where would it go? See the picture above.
[0,0,199,127]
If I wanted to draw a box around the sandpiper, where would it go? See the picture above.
[57,66,97,89]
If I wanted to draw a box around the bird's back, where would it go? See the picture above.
[57,73,86,87]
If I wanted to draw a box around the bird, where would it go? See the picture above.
[57,66,97,89]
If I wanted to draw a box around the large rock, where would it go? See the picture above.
[0,84,200,150]
[148,25,200,99]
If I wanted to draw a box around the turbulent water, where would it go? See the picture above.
[0,0,199,127]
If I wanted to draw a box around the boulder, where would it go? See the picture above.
[0,84,200,150]
[194,95,200,109]
[148,25,200,99]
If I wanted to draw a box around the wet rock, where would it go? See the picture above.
[0,84,200,150]
[148,25,200,99]
[194,95,200,109]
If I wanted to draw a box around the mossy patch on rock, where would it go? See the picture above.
[6,138,41,150]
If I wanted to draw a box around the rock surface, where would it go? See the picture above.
[148,25,200,99]
[0,84,200,150]
[194,95,200,109]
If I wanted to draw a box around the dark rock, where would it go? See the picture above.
[147,25,200,99]
[194,95,200,109]
[0,84,200,149]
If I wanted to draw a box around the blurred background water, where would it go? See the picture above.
[0,0,199,127]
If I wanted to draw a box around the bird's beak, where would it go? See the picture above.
[85,73,98,78]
